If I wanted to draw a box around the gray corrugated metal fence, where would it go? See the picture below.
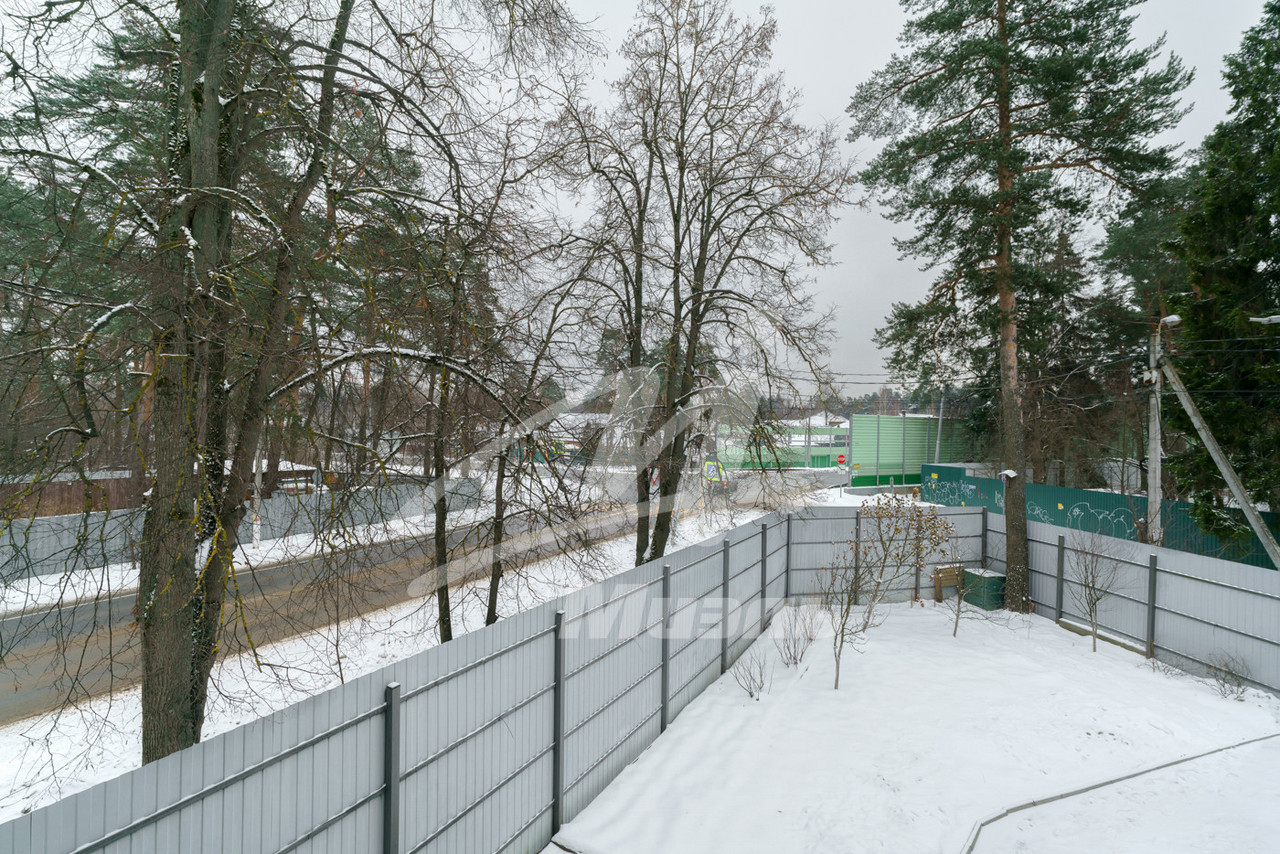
[1,511,787,854]
[1007,514,1280,692]
[3,504,1278,854]
[0,480,481,580]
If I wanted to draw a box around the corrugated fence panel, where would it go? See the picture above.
[1,480,483,579]
[1025,528,1059,613]
[559,559,663,824]
[1149,547,1280,690]
[8,659,389,854]
[787,508,860,597]
[667,540,728,722]
[399,601,557,854]
[786,506,988,600]
[1020,518,1280,691]
[725,527,764,664]
[986,511,1007,573]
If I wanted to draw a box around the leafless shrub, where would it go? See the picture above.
[1206,653,1251,700]
[730,647,773,701]
[934,554,984,638]
[773,604,820,667]
[1144,656,1183,679]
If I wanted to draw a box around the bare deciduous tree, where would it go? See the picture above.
[1,0,590,764]
[1066,530,1128,652]
[559,0,854,565]
[821,495,954,689]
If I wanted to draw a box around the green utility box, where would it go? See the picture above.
[963,570,1006,611]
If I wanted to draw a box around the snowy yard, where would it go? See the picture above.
[547,602,1280,854]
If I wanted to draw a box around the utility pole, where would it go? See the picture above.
[1146,328,1164,545]
[1158,316,1280,570]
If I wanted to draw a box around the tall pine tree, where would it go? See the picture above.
[848,0,1189,609]
[1168,1,1280,538]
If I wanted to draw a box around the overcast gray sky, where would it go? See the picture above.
[566,0,1270,395]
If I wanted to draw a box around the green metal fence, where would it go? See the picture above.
[921,464,1280,570]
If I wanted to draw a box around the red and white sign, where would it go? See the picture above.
[837,454,846,465]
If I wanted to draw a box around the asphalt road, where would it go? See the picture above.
[0,468,842,725]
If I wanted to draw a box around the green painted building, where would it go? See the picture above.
[721,414,976,485]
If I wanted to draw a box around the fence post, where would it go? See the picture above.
[721,538,730,674]
[784,513,793,601]
[1054,535,1064,622]
[1146,555,1158,658]
[854,510,861,571]
[912,514,922,601]
[853,510,862,606]
[383,682,401,854]
[980,507,989,568]
[551,610,566,833]
[661,563,671,733]
[760,523,769,630]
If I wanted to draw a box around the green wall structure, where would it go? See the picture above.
[721,415,975,484]
[921,464,1280,570]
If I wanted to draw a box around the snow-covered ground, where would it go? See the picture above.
[0,495,792,823]
[547,602,1280,854]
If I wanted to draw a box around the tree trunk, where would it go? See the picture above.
[485,426,508,625]
[139,331,201,763]
[634,459,651,566]
[995,0,1032,613]
[137,0,355,763]
[646,428,689,561]
[433,372,453,643]
[138,0,238,762]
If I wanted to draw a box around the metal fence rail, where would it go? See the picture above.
[3,502,1279,854]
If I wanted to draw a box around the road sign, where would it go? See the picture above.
[837,454,846,465]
